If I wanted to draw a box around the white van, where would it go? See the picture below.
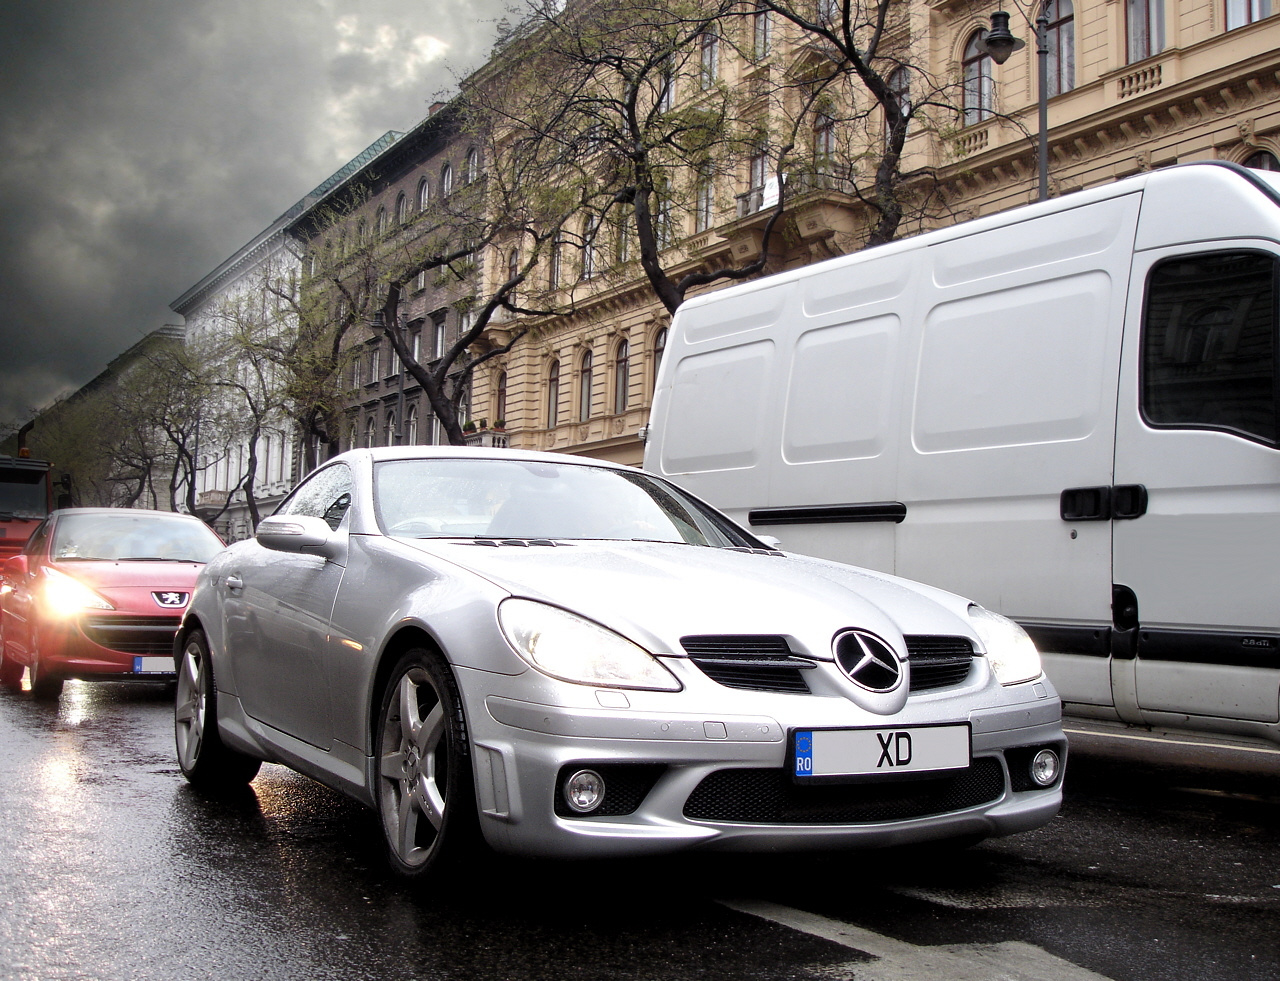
[645,161,1280,746]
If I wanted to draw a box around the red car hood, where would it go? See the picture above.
[54,559,203,613]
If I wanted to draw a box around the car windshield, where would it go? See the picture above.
[374,458,757,547]
[51,512,224,562]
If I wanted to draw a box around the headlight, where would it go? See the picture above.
[968,605,1041,686]
[42,566,114,617]
[498,598,681,691]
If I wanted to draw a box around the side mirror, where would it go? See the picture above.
[255,515,344,560]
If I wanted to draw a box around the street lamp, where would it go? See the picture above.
[977,6,1051,202]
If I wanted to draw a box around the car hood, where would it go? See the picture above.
[54,559,202,608]
[400,539,978,658]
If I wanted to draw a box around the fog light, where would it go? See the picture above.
[1030,748,1060,787]
[563,769,605,814]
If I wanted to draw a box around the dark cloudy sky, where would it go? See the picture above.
[0,0,511,428]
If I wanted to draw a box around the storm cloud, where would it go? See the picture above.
[0,0,510,427]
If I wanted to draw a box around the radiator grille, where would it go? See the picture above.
[682,636,813,693]
[905,636,975,692]
[81,615,181,656]
[683,756,1004,824]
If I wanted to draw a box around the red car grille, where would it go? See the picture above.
[81,615,182,656]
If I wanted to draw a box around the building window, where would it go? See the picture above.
[1127,0,1165,63]
[1227,0,1272,28]
[411,329,421,364]
[1045,0,1076,97]
[886,66,911,144]
[441,162,453,196]
[814,114,836,172]
[433,315,447,358]
[418,178,430,210]
[817,0,839,23]
[376,207,388,238]
[395,193,408,225]
[365,417,377,448]
[506,247,520,307]
[613,340,630,414]
[753,4,771,59]
[616,217,632,265]
[962,30,995,126]
[357,219,368,246]
[700,32,719,89]
[386,410,398,446]
[465,148,480,183]
[578,351,594,421]
[747,147,769,213]
[1245,150,1280,170]
[652,327,667,397]
[406,405,419,445]
[549,232,563,287]
[369,345,380,384]
[694,164,714,232]
[582,216,600,280]
[655,197,674,250]
[657,59,674,111]
[547,360,561,427]
[495,371,507,424]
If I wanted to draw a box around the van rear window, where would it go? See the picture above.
[1142,251,1277,445]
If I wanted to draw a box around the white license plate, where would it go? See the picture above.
[132,656,174,675]
[792,724,971,779]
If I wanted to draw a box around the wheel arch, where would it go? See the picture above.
[369,625,469,755]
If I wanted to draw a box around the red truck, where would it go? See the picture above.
[0,453,54,559]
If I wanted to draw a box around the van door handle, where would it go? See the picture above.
[1060,486,1111,521]
[225,576,244,591]
[1111,484,1148,519]
[1060,484,1148,521]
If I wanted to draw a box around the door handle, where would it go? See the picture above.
[225,576,244,591]
[1061,484,1148,521]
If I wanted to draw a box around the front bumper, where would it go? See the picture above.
[458,665,1066,859]
[35,614,179,680]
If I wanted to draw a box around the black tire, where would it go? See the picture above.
[174,629,261,789]
[28,644,64,701]
[375,648,477,878]
[0,631,23,691]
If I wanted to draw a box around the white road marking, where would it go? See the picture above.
[719,898,1114,981]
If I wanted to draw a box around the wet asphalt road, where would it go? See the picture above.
[0,681,1277,981]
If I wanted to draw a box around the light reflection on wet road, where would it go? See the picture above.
[0,682,1277,981]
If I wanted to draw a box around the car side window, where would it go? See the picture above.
[281,464,354,531]
[1142,250,1278,445]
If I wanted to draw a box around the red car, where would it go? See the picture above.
[0,508,225,699]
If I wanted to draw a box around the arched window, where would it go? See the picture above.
[495,371,507,424]
[1045,0,1076,98]
[886,66,912,144]
[357,220,368,245]
[385,410,397,446]
[375,207,387,238]
[814,114,836,173]
[578,352,594,421]
[1245,150,1280,170]
[395,192,408,224]
[418,178,430,210]
[613,340,630,414]
[365,416,377,448]
[962,30,995,126]
[441,162,453,196]
[406,405,418,445]
[547,360,561,427]
[652,327,668,397]
[465,148,480,183]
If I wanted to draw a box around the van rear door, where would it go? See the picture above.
[1113,244,1280,727]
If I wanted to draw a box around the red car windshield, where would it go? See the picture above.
[51,513,224,563]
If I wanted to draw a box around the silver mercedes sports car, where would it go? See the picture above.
[174,446,1065,877]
